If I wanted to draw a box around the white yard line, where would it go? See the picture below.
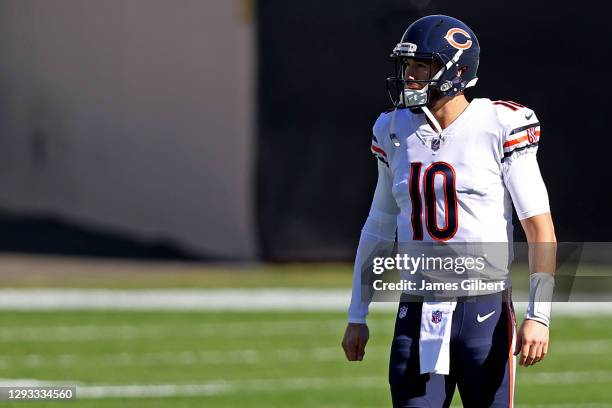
[0,376,386,399]
[0,345,389,369]
[0,338,608,370]
[0,289,610,313]
[519,371,612,385]
[551,339,612,354]
[0,372,610,400]
[0,317,605,344]
[0,319,347,342]
[0,289,358,311]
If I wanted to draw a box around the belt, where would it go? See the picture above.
[400,289,508,303]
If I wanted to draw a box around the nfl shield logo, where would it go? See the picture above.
[398,305,408,319]
[431,138,440,151]
[431,310,443,324]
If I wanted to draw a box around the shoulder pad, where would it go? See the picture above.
[492,100,539,133]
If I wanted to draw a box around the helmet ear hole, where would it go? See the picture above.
[457,66,468,77]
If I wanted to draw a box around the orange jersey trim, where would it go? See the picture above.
[503,131,541,148]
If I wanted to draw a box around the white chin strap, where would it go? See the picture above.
[395,80,443,137]
[391,49,470,143]
[389,103,442,147]
[421,106,443,134]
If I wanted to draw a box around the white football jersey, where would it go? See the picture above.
[370,98,549,244]
[347,98,551,323]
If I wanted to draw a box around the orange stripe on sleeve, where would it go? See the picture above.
[503,130,541,148]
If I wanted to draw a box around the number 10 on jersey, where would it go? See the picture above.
[409,161,458,241]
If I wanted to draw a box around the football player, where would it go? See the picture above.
[341,15,556,407]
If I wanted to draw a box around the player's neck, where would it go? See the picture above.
[428,95,470,130]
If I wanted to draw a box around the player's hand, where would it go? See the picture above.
[342,323,369,361]
[514,319,549,367]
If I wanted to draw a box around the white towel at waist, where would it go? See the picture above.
[419,301,457,375]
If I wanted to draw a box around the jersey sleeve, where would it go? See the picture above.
[493,100,541,164]
[370,112,391,168]
[347,114,399,323]
[494,101,550,220]
[368,112,398,215]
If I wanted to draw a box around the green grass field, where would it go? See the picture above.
[0,256,610,407]
[0,311,611,407]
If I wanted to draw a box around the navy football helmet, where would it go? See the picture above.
[386,15,480,108]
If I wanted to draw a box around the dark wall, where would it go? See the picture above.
[257,0,612,261]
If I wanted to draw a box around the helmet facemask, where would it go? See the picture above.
[386,53,446,109]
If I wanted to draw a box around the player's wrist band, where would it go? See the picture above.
[525,272,555,326]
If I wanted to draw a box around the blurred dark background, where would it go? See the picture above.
[257,0,611,260]
[0,0,608,261]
